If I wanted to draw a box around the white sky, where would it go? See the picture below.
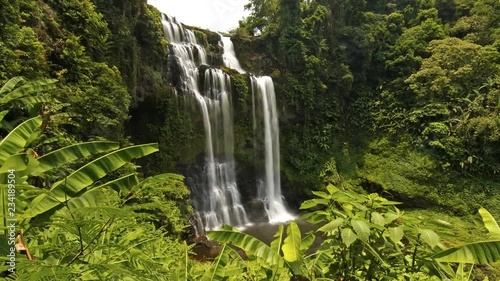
[148,0,250,32]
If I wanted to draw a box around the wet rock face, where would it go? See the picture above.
[167,45,183,90]
[280,176,307,211]
[177,154,208,213]
[247,199,269,223]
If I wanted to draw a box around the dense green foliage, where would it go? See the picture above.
[0,0,193,166]
[235,0,500,216]
[0,77,194,280]
[204,185,500,280]
[1,0,499,279]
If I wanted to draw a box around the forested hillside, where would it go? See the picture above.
[234,0,500,216]
[0,0,499,280]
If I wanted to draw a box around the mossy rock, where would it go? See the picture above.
[186,25,223,66]
[231,35,275,75]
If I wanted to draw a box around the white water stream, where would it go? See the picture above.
[162,14,293,233]
[162,14,249,232]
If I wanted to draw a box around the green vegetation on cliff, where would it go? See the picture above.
[1,0,500,280]
[234,0,500,217]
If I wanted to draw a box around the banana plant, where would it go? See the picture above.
[24,143,159,219]
[432,208,500,264]
[0,77,57,109]
[207,222,311,280]
[0,77,57,249]
[0,77,159,262]
[0,77,57,132]
[0,121,155,229]
[0,77,188,280]
[0,117,43,165]
[200,243,245,281]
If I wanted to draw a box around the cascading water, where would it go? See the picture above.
[162,14,197,43]
[162,13,293,233]
[201,68,249,230]
[219,33,294,224]
[250,77,295,223]
[220,36,245,73]
[162,14,249,232]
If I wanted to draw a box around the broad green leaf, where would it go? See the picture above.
[95,173,139,194]
[282,222,302,274]
[14,95,55,108]
[34,141,120,175]
[350,202,368,211]
[66,188,110,210]
[282,222,301,262]
[432,240,500,264]
[384,212,401,224]
[330,191,355,203]
[26,143,158,218]
[386,226,404,244]
[50,143,157,194]
[326,184,339,194]
[270,224,285,264]
[0,153,39,174]
[0,117,42,164]
[0,78,57,106]
[419,229,440,248]
[201,243,244,281]
[318,218,344,234]
[300,198,329,209]
[341,228,357,247]
[371,212,386,226]
[478,208,500,239]
[300,233,315,253]
[0,110,8,123]
[351,219,370,243]
[311,191,330,199]
[0,77,24,96]
[341,203,354,217]
[207,228,281,266]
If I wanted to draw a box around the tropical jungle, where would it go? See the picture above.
[0,0,499,280]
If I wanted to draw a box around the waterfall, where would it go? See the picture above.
[162,13,294,233]
[162,14,249,232]
[201,68,249,230]
[220,36,245,73]
[250,77,295,223]
[162,14,197,44]
[219,32,294,224]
